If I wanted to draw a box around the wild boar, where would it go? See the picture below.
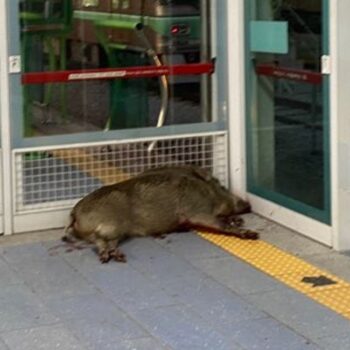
[63,166,257,263]
[139,165,251,220]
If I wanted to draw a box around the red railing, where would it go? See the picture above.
[22,62,214,84]
[255,64,322,85]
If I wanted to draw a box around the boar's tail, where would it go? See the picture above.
[62,212,76,243]
[65,212,75,233]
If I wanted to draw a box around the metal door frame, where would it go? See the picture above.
[227,0,333,246]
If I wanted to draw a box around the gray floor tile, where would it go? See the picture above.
[9,255,97,300]
[127,240,209,288]
[0,339,9,350]
[132,305,242,350]
[62,237,172,274]
[158,232,230,260]
[0,229,62,248]
[159,268,213,300]
[314,333,350,350]
[0,257,23,285]
[115,337,169,350]
[42,238,93,255]
[0,284,58,332]
[2,325,87,350]
[122,236,178,259]
[226,317,321,350]
[83,263,175,311]
[59,244,105,272]
[2,214,350,350]
[165,274,266,327]
[190,256,285,295]
[245,288,350,341]
[1,242,52,264]
[66,319,147,350]
[45,293,146,339]
[267,231,331,257]
[240,213,269,228]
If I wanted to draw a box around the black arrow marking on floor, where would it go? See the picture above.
[301,275,337,287]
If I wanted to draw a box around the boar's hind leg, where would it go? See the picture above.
[94,225,127,263]
[95,238,111,263]
[186,214,259,240]
[95,238,126,263]
[107,239,126,263]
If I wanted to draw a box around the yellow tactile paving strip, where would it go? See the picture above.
[198,232,350,320]
[51,148,131,185]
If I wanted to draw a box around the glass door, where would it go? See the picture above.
[246,0,330,223]
[4,0,230,234]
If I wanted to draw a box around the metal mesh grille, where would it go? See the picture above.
[13,132,228,213]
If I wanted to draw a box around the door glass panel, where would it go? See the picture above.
[246,0,330,223]
[19,0,211,137]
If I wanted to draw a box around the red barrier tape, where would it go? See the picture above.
[22,62,214,84]
[256,64,322,85]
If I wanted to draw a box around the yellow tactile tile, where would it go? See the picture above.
[198,231,350,320]
[51,148,130,185]
[278,272,346,294]
[310,287,350,315]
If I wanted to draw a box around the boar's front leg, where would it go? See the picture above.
[185,214,259,240]
[95,238,111,263]
[226,215,244,227]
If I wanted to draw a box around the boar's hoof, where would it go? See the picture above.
[240,229,259,240]
[99,251,111,264]
[109,249,127,263]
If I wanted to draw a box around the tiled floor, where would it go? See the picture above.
[0,214,350,350]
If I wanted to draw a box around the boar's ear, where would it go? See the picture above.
[191,167,212,182]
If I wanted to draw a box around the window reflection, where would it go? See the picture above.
[19,0,211,137]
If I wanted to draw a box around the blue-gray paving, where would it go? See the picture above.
[0,232,349,350]
[22,156,102,205]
